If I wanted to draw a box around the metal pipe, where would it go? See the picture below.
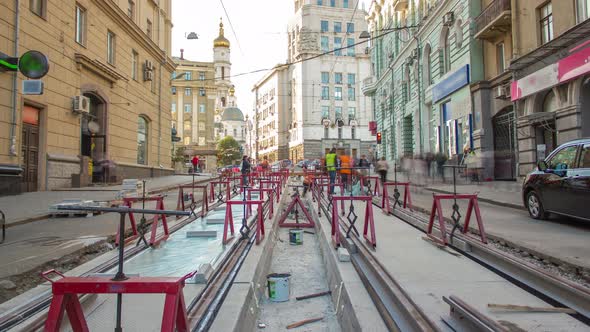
[9,0,20,156]
[157,60,163,166]
[510,0,518,58]
[56,205,190,215]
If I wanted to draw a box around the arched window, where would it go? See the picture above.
[543,90,557,112]
[137,116,148,165]
[439,27,451,75]
[423,43,432,85]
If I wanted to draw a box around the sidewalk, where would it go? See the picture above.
[0,174,212,226]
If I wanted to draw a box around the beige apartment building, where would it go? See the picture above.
[0,0,174,194]
[171,55,217,171]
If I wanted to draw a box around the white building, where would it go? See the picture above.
[287,0,374,161]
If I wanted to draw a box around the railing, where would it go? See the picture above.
[474,0,511,35]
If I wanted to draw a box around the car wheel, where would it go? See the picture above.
[526,191,547,220]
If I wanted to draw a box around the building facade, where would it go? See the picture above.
[509,0,590,177]
[288,0,374,161]
[171,55,217,171]
[250,65,291,163]
[1,0,174,194]
[364,0,483,170]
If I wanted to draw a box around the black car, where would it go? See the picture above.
[522,138,590,221]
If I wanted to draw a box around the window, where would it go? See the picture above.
[335,106,342,119]
[440,30,450,75]
[579,145,590,168]
[185,71,192,80]
[317,0,323,5]
[351,127,356,139]
[577,0,590,23]
[171,87,177,95]
[322,106,330,118]
[347,23,354,33]
[147,19,153,39]
[321,20,329,32]
[347,38,355,56]
[334,37,342,55]
[334,22,342,33]
[199,88,206,96]
[199,72,205,81]
[347,73,355,84]
[321,36,329,52]
[221,67,225,80]
[540,2,553,44]
[171,102,176,113]
[107,31,116,65]
[335,73,342,84]
[199,104,206,113]
[137,117,148,165]
[321,72,330,83]
[322,86,330,100]
[199,122,206,131]
[185,88,192,96]
[131,50,138,80]
[183,137,190,145]
[75,5,86,45]
[496,42,505,74]
[30,0,46,17]
[324,127,329,138]
[548,145,578,170]
[343,0,349,8]
[348,87,355,101]
[127,0,135,19]
[234,129,237,137]
[184,104,191,113]
[338,127,343,139]
[348,107,356,120]
[423,44,432,85]
[183,120,191,131]
[335,87,342,100]
[330,0,335,7]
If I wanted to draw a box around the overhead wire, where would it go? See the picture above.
[219,0,244,55]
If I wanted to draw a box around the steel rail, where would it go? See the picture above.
[0,179,223,331]
[378,195,590,324]
[315,192,439,332]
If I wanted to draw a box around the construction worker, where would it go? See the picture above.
[261,156,270,171]
[302,166,314,196]
[325,148,337,194]
[339,151,352,192]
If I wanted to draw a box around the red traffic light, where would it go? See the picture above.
[376,132,382,144]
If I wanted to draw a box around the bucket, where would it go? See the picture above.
[267,273,291,302]
[289,229,303,245]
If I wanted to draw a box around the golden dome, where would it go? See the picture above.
[213,19,230,48]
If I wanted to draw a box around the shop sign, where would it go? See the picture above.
[433,64,470,103]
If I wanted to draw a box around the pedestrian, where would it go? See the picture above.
[339,152,352,192]
[325,148,338,194]
[261,156,270,171]
[358,154,370,177]
[376,157,389,184]
[191,155,199,173]
[241,155,251,186]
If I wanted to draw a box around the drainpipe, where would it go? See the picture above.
[415,35,423,154]
[157,57,163,168]
[9,0,20,156]
[510,0,518,58]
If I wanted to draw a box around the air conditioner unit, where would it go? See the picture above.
[72,95,90,114]
[442,12,454,26]
[144,70,154,81]
[495,85,510,99]
[144,60,153,71]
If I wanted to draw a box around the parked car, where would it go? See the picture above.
[522,138,590,221]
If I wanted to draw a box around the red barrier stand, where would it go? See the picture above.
[42,269,194,332]
[382,182,413,214]
[176,184,209,218]
[313,183,345,217]
[246,188,274,219]
[223,200,265,245]
[427,193,487,245]
[209,180,231,203]
[330,196,376,248]
[116,195,169,246]
[278,187,315,228]
[259,180,281,202]
[361,175,381,196]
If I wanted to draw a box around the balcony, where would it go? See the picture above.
[474,0,511,41]
[361,76,377,96]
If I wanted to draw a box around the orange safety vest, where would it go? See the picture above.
[339,155,352,174]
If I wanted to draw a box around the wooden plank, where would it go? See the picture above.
[295,290,331,301]
[487,304,577,314]
[286,317,324,329]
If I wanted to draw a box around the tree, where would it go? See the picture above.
[217,136,242,166]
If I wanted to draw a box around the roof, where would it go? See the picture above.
[214,20,230,48]
[221,107,244,122]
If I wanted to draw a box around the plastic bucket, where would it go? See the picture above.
[289,229,303,245]
[267,273,291,302]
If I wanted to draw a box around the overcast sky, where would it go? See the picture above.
[171,0,371,112]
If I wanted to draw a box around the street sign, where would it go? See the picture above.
[172,136,181,142]
[22,80,44,95]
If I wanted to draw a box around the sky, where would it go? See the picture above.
[171,0,371,113]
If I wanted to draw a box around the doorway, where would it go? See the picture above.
[21,105,40,192]
[492,107,516,180]
[81,93,107,183]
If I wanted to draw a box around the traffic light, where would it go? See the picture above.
[376,132,382,144]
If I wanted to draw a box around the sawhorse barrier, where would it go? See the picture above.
[361,175,381,196]
[176,184,209,218]
[116,195,169,246]
[313,183,344,217]
[427,193,487,245]
[382,182,413,214]
[330,196,376,248]
[278,185,315,228]
[246,187,274,219]
[223,200,265,245]
[259,180,281,203]
[209,180,231,204]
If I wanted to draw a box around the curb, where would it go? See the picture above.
[424,187,524,211]
[4,176,216,229]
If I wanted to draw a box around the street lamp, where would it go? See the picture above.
[185,32,199,40]
[359,31,371,39]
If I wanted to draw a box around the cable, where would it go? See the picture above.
[219,0,244,56]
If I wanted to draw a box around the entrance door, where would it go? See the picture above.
[22,106,40,192]
[493,108,516,180]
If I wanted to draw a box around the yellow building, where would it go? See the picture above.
[0,0,174,194]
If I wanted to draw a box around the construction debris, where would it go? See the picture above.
[488,304,577,314]
[286,316,324,329]
[296,290,331,301]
